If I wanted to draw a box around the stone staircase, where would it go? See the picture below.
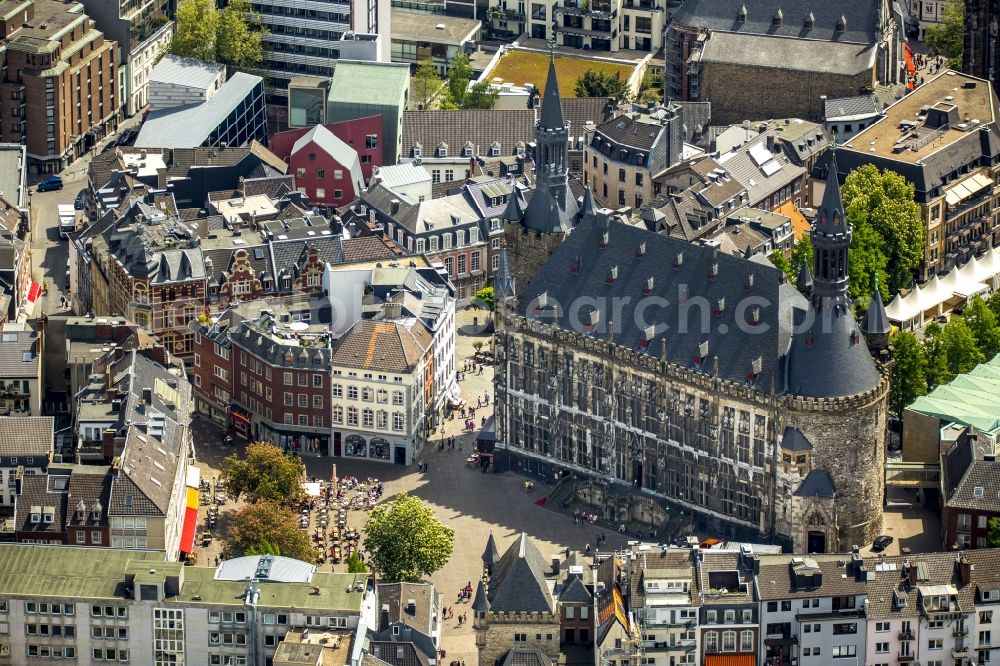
[544,478,575,514]
[656,510,687,544]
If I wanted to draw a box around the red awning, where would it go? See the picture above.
[904,42,916,74]
[179,506,198,554]
[26,282,41,304]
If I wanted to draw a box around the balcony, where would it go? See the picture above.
[897,653,915,662]
[954,627,969,638]
[621,0,661,10]
[898,629,914,640]
[953,647,968,658]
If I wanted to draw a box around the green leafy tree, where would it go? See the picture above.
[888,331,928,417]
[961,295,1000,360]
[414,58,440,109]
[574,69,633,104]
[446,53,473,107]
[841,164,924,296]
[474,286,496,311]
[363,493,454,582]
[988,517,1000,548]
[346,552,367,573]
[987,290,1000,321]
[847,220,890,306]
[923,0,964,68]
[221,442,305,507]
[225,501,316,562]
[169,0,218,62]
[462,80,499,109]
[922,323,954,389]
[790,237,813,275]
[768,249,794,280]
[169,0,266,74]
[217,0,266,73]
[938,317,985,377]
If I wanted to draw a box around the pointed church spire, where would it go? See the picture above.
[482,532,500,567]
[810,148,852,302]
[472,580,491,612]
[861,274,891,335]
[502,187,524,221]
[580,185,596,217]
[813,150,847,237]
[796,257,813,294]
[539,49,565,131]
[493,248,516,302]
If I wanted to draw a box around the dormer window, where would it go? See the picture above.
[673,252,684,269]
[91,501,102,521]
[462,146,473,157]
[836,15,846,32]
[643,276,654,295]
[606,265,618,285]
[804,11,814,28]
[413,146,421,158]
[489,142,501,157]
[772,8,782,26]
[737,4,746,21]
[694,340,709,365]
[640,324,655,348]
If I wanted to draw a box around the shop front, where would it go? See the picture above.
[259,422,329,456]
[195,394,228,426]
[337,431,410,464]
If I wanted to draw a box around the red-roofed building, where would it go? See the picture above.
[269,116,383,183]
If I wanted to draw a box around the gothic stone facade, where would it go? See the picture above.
[494,316,888,552]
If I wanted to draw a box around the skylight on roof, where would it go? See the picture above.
[974,486,984,498]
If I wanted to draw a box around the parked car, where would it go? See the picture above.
[36,176,63,192]
[872,535,894,552]
[73,190,86,210]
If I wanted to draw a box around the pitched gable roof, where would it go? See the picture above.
[488,533,554,613]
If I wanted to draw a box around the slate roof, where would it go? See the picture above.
[377,582,437,635]
[558,575,593,604]
[500,650,554,666]
[472,580,491,612]
[483,532,500,565]
[330,320,432,374]
[539,54,565,131]
[0,416,53,457]
[669,0,884,44]
[863,551,973,620]
[756,560,866,600]
[518,216,808,390]
[780,426,812,452]
[0,327,38,378]
[794,469,836,498]
[824,95,881,121]
[942,431,1000,513]
[487,533,555,613]
[699,31,877,76]
[369,641,429,666]
[861,277,891,335]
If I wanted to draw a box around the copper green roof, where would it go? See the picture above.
[907,354,1000,434]
[328,61,409,107]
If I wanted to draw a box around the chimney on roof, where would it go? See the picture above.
[957,555,973,584]
[383,302,403,320]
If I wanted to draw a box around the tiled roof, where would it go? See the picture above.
[942,432,1000,513]
[824,95,880,120]
[14,474,66,536]
[292,125,364,198]
[0,326,38,378]
[400,98,613,159]
[369,642,429,666]
[0,416,53,457]
[487,533,555,613]
[330,320,431,374]
[755,560,866,600]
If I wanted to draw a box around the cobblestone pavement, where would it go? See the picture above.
[190,309,631,664]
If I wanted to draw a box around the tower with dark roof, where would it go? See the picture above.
[861,275,891,355]
[503,52,580,292]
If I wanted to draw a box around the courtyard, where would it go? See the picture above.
[189,308,631,664]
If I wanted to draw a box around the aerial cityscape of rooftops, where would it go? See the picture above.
[1,0,999,663]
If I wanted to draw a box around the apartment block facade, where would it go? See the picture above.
[0,0,119,173]
[0,546,373,665]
